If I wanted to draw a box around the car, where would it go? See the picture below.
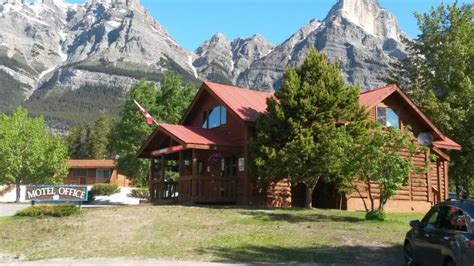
[404,199,474,266]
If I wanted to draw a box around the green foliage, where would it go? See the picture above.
[392,2,473,197]
[66,114,115,159]
[340,125,422,212]
[24,84,124,129]
[15,204,80,217]
[0,70,30,113]
[110,74,197,186]
[131,188,150,199]
[0,107,69,202]
[365,210,387,221]
[250,49,369,208]
[90,184,120,196]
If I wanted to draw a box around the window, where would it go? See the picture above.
[376,106,399,129]
[422,208,440,230]
[96,169,111,181]
[202,106,227,128]
[438,206,468,232]
[72,169,87,177]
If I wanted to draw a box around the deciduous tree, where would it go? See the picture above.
[111,74,196,186]
[391,2,473,197]
[0,107,69,202]
[340,125,422,215]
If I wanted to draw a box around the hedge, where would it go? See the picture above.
[15,204,80,217]
[90,184,120,196]
[131,188,150,200]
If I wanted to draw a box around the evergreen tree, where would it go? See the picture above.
[0,107,69,202]
[250,49,369,208]
[392,2,473,197]
[66,126,89,159]
[88,114,115,159]
[66,114,115,159]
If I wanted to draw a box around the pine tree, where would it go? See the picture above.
[251,49,369,208]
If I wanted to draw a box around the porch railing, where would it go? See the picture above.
[178,176,238,204]
[150,180,179,202]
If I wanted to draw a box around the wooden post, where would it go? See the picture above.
[192,149,197,202]
[160,155,165,181]
[149,158,155,202]
[437,161,442,203]
[426,150,432,203]
[444,161,449,200]
[179,151,183,177]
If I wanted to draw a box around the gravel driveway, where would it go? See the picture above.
[3,258,247,266]
[0,203,29,217]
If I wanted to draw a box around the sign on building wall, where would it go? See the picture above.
[238,158,245,172]
[26,185,88,202]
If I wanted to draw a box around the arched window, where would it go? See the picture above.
[202,106,227,128]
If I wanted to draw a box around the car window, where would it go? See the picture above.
[424,209,440,230]
[438,206,468,232]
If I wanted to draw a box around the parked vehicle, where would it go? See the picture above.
[404,199,474,266]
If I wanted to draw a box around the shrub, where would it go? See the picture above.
[131,188,150,199]
[91,184,120,196]
[365,210,387,221]
[15,204,80,217]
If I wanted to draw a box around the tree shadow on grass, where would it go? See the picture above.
[200,244,404,265]
[239,210,364,223]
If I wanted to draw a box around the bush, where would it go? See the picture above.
[91,184,120,196]
[131,188,150,199]
[15,204,80,217]
[365,210,387,221]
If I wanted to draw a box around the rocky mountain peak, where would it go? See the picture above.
[326,0,402,41]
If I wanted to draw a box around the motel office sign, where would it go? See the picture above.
[26,185,88,202]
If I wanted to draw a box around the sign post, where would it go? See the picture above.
[26,185,88,207]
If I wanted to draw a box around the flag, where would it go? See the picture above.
[133,99,155,126]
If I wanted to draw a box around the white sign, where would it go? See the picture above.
[238,158,245,172]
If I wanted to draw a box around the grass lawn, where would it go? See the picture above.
[0,205,423,264]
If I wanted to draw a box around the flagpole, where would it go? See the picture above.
[133,99,159,126]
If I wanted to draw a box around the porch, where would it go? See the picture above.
[143,124,244,205]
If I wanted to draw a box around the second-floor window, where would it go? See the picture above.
[377,106,399,129]
[202,106,227,128]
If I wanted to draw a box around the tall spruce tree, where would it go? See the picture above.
[251,49,369,208]
[391,2,473,197]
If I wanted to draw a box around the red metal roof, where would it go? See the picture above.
[67,160,116,169]
[203,81,273,122]
[433,136,462,151]
[159,123,238,147]
[359,84,398,108]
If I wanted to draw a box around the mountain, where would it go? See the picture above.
[236,0,407,91]
[0,0,408,131]
[193,33,275,85]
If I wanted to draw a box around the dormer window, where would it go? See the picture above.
[377,106,399,129]
[202,106,227,128]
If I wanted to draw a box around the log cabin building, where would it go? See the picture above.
[137,82,460,212]
[65,160,133,187]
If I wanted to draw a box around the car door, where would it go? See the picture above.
[431,206,469,265]
[413,207,444,265]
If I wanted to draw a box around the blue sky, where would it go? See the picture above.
[66,0,471,51]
